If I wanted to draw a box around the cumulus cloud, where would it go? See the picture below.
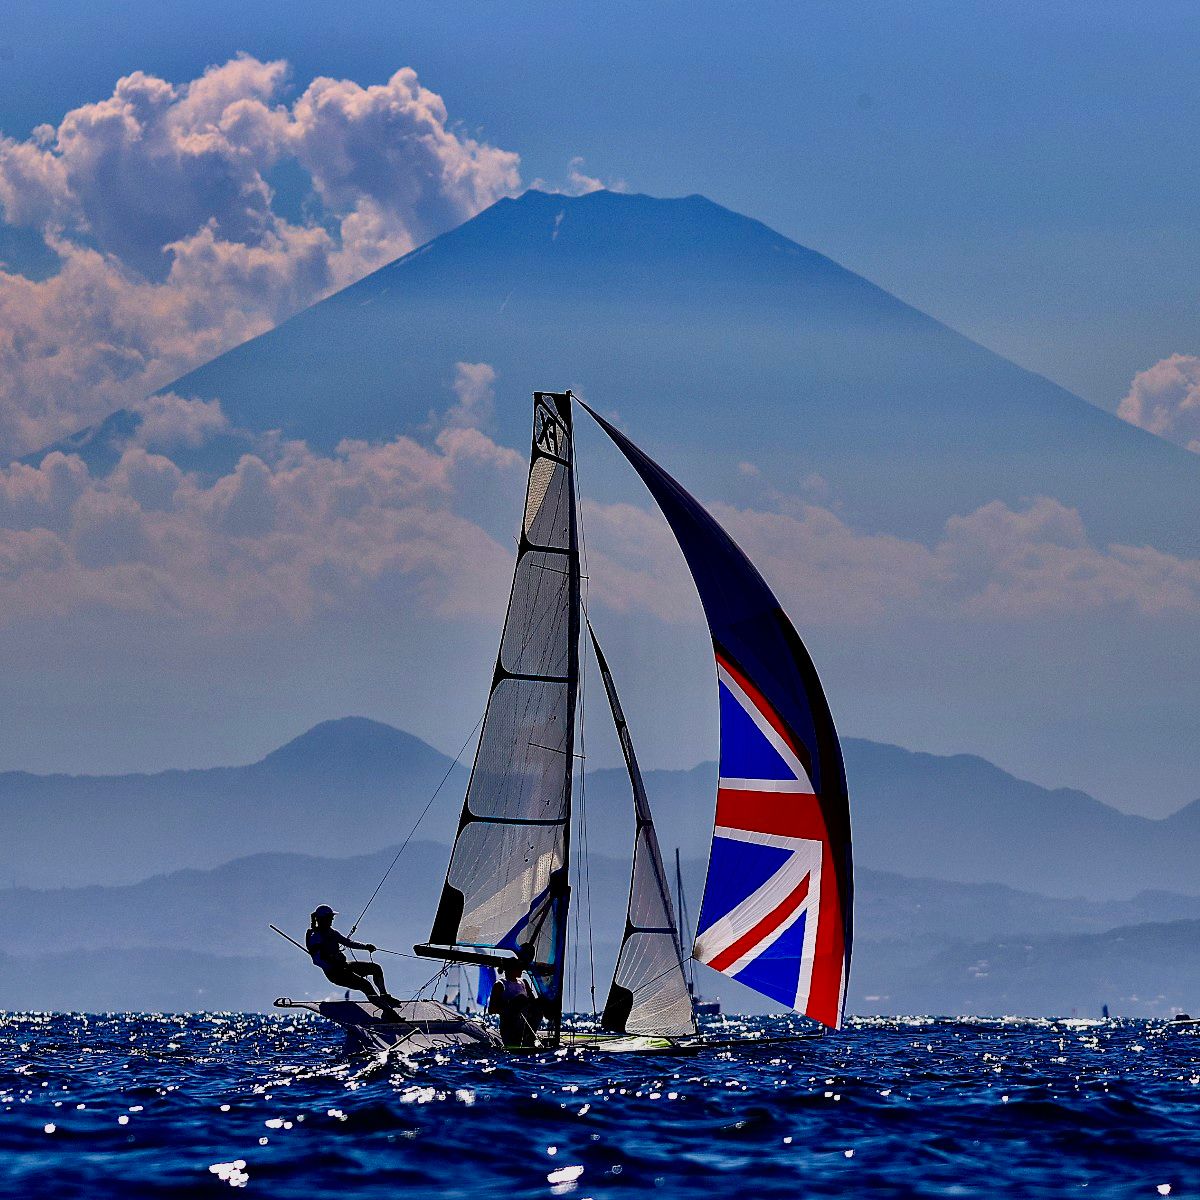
[1,386,1194,634]
[444,362,497,429]
[0,56,521,456]
[532,156,627,197]
[1118,354,1200,453]
[938,497,1200,617]
[130,392,230,450]
[583,493,1200,626]
[0,415,525,630]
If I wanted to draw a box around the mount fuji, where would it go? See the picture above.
[40,188,1200,555]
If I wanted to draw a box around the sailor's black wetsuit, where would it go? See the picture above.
[488,976,540,1047]
[306,926,389,1000]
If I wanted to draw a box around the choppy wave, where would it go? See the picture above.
[0,1012,1196,1197]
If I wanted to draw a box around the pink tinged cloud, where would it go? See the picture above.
[1118,354,1200,454]
[583,493,1200,626]
[0,56,522,457]
[531,156,627,197]
[0,406,524,629]
[445,362,498,429]
[0,395,1194,632]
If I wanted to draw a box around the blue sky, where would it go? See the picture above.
[0,3,1196,818]
[2,0,1198,408]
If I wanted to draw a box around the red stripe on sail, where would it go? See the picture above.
[714,788,845,1026]
[706,872,811,973]
[715,789,823,841]
[806,843,845,1027]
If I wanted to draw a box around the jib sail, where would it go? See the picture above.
[590,624,696,1038]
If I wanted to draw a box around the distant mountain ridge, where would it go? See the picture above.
[0,718,467,888]
[29,189,1200,555]
[861,919,1200,1018]
[0,717,1196,899]
[259,716,452,777]
[2,844,1195,1016]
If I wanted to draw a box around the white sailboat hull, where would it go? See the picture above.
[275,997,502,1055]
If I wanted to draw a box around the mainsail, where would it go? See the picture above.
[590,625,696,1038]
[581,403,853,1029]
[416,392,580,1039]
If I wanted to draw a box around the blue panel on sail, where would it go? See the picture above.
[696,837,790,934]
[718,679,795,781]
[733,910,807,1009]
[477,965,496,1007]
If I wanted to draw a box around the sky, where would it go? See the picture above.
[2,1,1198,409]
[0,2,1197,815]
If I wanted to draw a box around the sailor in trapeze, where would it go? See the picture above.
[306,905,397,1008]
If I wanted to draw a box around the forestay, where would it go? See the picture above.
[417,393,580,1034]
[591,625,696,1038]
[581,402,852,1029]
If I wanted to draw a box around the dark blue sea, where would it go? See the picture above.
[1,1013,1197,1198]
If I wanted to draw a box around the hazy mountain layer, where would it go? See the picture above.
[1,718,1195,899]
[3,844,1196,1017]
[853,920,1200,1019]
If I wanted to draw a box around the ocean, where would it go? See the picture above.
[1,1013,1196,1198]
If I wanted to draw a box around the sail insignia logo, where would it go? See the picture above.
[534,403,564,457]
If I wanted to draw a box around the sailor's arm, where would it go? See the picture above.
[335,930,376,952]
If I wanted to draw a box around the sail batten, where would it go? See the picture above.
[591,625,696,1039]
[418,393,580,1041]
[581,402,852,1030]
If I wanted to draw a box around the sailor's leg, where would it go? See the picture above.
[324,965,378,999]
[498,1012,524,1046]
[349,964,383,998]
[502,998,538,1047]
[362,962,389,997]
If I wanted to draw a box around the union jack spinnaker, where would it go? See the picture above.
[580,402,853,1029]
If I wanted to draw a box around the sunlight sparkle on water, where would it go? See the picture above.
[0,1012,1195,1199]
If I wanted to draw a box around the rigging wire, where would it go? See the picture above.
[368,947,428,961]
[414,962,451,1000]
[348,712,486,936]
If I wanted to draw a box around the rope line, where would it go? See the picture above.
[349,712,485,936]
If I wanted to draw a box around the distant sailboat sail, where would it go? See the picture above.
[590,625,696,1038]
[416,392,581,1041]
[581,402,852,1029]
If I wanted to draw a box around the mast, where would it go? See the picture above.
[674,847,695,1000]
[415,391,580,1047]
[554,390,581,1045]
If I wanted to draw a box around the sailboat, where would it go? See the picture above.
[275,391,852,1054]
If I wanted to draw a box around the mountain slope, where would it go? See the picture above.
[858,920,1200,1018]
[1,717,1196,898]
[0,718,466,887]
[845,741,1200,898]
[33,189,1200,555]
